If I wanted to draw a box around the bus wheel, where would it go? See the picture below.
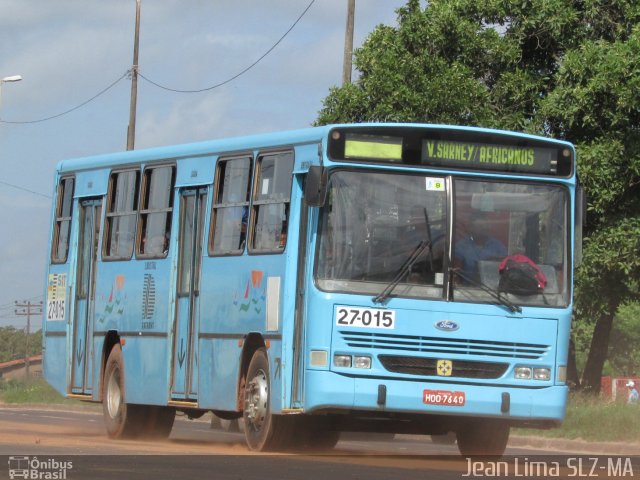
[243,348,291,451]
[102,344,146,439]
[304,429,340,450]
[293,417,340,451]
[456,420,510,457]
[140,406,175,439]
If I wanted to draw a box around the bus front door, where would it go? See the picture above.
[70,198,102,395]
[170,187,207,401]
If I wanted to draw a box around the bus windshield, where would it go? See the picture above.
[316,170,569,308]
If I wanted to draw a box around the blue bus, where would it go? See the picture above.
[42,123,581,455]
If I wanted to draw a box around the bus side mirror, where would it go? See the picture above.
[304,166,327,207]
[575,184,586,266]
[578,185,587,227]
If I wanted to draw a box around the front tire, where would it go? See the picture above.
[102,344,146,438]
[243,348,293,451]
[291,416,340,451]
[456,420,510,457]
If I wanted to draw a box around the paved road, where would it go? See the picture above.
[0,407,637,480]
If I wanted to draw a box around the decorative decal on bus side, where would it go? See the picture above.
[141,273,156,329]
[233,270,266,314]
[97,275,127,324]
[46,273,67,321]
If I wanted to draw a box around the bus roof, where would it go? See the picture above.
[56,123,573,174]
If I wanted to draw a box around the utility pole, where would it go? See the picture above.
[342,0,356,85]
[14,300,43,378]
[127,0,141,150]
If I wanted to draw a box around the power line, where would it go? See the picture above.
[138,0,316,93]
[0,180,51,199]
[0,71,129,125]
[0,295,44,311]
[0,1,316,124]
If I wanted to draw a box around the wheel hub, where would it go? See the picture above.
[106,370,122,419]
[244,368,268,430]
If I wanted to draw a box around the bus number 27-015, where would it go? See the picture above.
[335,306,395,329]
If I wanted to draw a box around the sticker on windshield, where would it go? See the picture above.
[425,177,445,191]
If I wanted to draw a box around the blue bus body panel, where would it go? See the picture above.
[73,170,108,197]
[92,256,174,404]
[42,195,81,397]
[197,250,290,411]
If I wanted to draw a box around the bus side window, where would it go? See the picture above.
[210,156,252,256]
[51,176,75,263]
[250,152,294,253]
[103,169,140,260]
[138,165,175,258]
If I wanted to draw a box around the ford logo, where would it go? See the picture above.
[435,320,459,332]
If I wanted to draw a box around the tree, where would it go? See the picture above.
[607,301,640,376]
[317,0,640,391]
[0,327,42,363]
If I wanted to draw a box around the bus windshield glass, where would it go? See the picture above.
[316,170,569,307]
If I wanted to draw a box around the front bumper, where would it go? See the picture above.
[303,369,568,422]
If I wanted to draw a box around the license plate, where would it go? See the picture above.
[335,306,395,329]
[423,389,466,406]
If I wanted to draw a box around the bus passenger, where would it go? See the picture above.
[454,215,507,281]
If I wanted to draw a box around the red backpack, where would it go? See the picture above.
[498,254,547,296]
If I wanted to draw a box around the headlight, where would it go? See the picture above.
[534,368,551,381]
[353,356,371,369]
[515,367,532,379]
[333,354,352,368]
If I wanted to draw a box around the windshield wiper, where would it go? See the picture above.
[373,240,431,304]
[449,267,522,314]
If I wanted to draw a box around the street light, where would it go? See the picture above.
[0,74,23,120]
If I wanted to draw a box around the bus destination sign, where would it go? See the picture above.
[327,127,572,176]
[422,139,559,175]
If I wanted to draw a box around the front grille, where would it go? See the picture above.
[378,355,509,379]
[339,330,549,360]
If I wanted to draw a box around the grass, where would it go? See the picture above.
[0,377,84,405]
[515,392,640,443]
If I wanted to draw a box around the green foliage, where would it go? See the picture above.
[0,327,42,363]
[316,0,640,390]
[607,302,640,376]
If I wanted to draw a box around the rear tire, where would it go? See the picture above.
[140,406,175,439]
[243,348,293,451]
[102,344,146,438]
[456,420,509,457]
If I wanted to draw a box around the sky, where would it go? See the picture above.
[0,0,408,329]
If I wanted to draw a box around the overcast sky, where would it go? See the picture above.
[0,0,407,328]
